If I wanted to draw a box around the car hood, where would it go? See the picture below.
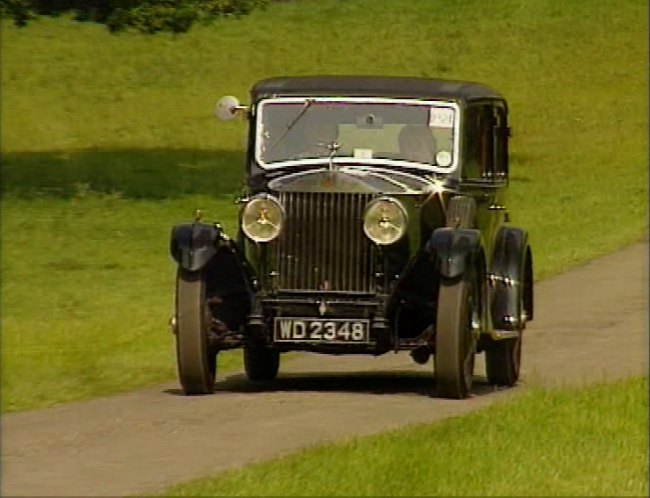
[267,166,443,195]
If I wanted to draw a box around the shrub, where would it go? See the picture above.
[0,0,37,26]
[0,0,271,33]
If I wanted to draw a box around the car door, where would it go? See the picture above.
[462,102,506,258]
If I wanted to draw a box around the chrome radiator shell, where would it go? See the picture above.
[273,191,376,293]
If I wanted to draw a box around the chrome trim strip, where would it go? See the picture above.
[255,97,461,174]
[490,329,520,340]
[488,273,520,287]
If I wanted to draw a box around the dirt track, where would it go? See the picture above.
[2,241,647,497]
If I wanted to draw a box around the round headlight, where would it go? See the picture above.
[363,197,408,245]
[241,195,284,243]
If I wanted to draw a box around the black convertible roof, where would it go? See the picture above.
[251,76,503,102]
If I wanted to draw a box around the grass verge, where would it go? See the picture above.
[160,376,648,496]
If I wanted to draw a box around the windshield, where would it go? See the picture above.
[255,97,459,171]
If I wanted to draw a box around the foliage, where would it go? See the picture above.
[0,0,270,33]
[0,0,35,26]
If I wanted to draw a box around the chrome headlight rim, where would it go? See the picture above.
[363,196,409,246]
[241,193,285,243]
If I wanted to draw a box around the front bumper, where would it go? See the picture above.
[246,293,393,354]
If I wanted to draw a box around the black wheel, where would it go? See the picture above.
[244,345,280,381]
[175,268,217,395]
[485,336,521,386]
[434,274,478,399]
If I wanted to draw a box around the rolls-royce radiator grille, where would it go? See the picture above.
[275,192,376,293]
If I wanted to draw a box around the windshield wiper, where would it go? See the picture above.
[271,98,315,148]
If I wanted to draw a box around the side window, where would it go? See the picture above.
[478,105,495,178]
[463,104,494,180]
[493,106,509,179]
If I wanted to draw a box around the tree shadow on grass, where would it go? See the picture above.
[2,148,534,200]
[1,148,246,200]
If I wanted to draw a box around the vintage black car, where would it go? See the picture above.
[169,76,534,399]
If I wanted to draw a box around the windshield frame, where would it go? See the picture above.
[254,96,461,173]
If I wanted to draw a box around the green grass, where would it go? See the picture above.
[1,0,647,412]
[161,376,648,496]
[0,193,241,412]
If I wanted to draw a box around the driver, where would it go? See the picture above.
[398,125,437,164]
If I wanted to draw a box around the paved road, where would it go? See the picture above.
[2,242,647,497]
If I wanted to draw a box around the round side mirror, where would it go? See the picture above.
[215,95,241,121]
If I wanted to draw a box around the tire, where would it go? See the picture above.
[485,336,521,386]
[244,346,280,381]
[435,195,479,399]
[434,274,477,399]
[175,268,217,395]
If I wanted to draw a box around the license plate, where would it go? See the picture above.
[273,318,370,343]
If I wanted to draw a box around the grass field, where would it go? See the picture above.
[0,194,242,411]
[1,0,647,412]
[160,376,648,496]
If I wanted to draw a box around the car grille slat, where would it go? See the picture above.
[333,192,341,289]
[276,191,375,293]
[339,192,347,290]
[350,194,358,290]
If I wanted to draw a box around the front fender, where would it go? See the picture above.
[170,222,221,272]
[426,227,481,279]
